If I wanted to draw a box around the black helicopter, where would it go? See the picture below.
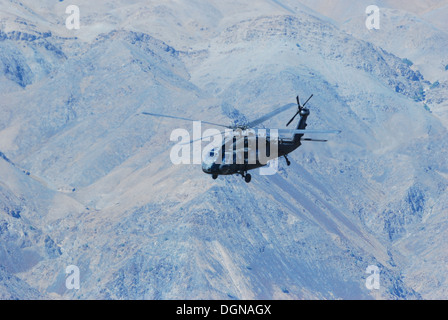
[142,94,340,183]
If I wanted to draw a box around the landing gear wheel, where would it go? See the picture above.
[212,174,218,180]
[245,174,252,183]
[284,155,291,166]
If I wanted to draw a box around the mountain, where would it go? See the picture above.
[290,0,448,125]
[0,0,447,299]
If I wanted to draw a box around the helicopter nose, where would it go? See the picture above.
[202,167,211,173]
[202,162,216,174]
[202,164,211,173]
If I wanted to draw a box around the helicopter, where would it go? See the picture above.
[142,94,340,183]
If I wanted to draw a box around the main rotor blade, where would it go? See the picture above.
[278,129,342,135]
[244,103,296,128]
[141,112,230,128]
[178,131,227,145]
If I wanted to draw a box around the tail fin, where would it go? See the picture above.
[293,108,310,144]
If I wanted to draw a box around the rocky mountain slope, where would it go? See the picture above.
[1,0,447,299]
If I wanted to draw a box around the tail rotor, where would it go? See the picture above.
[286,94,313,127]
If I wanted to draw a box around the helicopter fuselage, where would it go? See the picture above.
[201,138,300,175]
[202,108,310,177]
